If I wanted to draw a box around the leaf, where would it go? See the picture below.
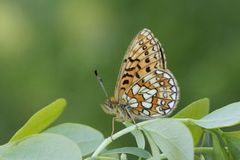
[174,98,209,146]
[89,156,119,160]
[102,147,151,159]
[9,99,66,142]
[143,131,161,160]
[124,122,145,149]
[194,154,205,160]
[1,133,82,160]
[0,143,13,158]
[45,123,104,156]
[211,131,229,160]
[192,101,240,129]
[142,119,194,160]
[223,131,240,159]
[174,98,209,119]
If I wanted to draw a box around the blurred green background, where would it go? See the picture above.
[0,0,240,145]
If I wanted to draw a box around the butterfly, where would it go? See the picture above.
[96,28,179,123]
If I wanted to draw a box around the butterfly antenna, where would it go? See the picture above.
[94,70,109,99]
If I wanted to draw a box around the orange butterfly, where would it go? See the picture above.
[96,28,179,124]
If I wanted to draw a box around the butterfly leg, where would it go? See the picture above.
[125,108,139,130]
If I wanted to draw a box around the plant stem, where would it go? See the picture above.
[91,124,138,158]
[194,147,214,154]
[91,119,153,158]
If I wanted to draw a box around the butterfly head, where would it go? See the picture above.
[101,97,117,115]
[101,97,127,121]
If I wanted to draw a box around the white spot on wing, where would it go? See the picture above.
[139,86,147,92]
[161,100,166,105]
[171,86,177,92]
[147,89,157,95]
[142,102,152,109]
[151,39,155,44]
[147,34,152,39]
[143,31,149,36]
[153,83,160,87]
[144,74,152,81]
[165,108,171,113]
[164,73,171,79]
[150,78,157,84]
[171,93,177,100]
[132,84,140,95]
[143,93,152,99]
[163,92,168,98]
[168,101,175,108]
[129,98,137,104]
[139,86,150,93]
[153,46,157,51]
[157,99,162,105]
[130,103,138,108]
[143,89,157,99]
[122,94,127,100]
[156,70,163,75]
[143,109,150,115]
[146,97,152,103]
[169,79,174,85]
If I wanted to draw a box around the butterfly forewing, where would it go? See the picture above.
[114,28,179,119]
[114,29,167,101]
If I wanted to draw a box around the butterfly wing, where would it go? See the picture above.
[114,28,179,118]
[114,28,166,101]
[123,69,179,118]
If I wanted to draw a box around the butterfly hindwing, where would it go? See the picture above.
[122,69,179,118]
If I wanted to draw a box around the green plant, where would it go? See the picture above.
[0,98,240,160]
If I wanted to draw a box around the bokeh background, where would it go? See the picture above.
[0,0,240,146]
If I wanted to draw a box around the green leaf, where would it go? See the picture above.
[143,131,161,160]
[9,99,66,142]
[174,98,209,146]
[142,119,194,160]
[45,123,104,156]
[84,154,119,160]
[0,143,13,158]
[192,101,240,129]
[1,133,82,160]
[223,131,240,159]
[194,154,205,160]
[211,131,229,160]
[86,156,118,160]
[102,147,151,159]
[174,98,209,119]
[124,122,145,149]
[129,129,145,149]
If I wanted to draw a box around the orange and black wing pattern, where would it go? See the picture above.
[115,28,179,118]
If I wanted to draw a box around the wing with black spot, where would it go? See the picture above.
[114,29,167,101]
